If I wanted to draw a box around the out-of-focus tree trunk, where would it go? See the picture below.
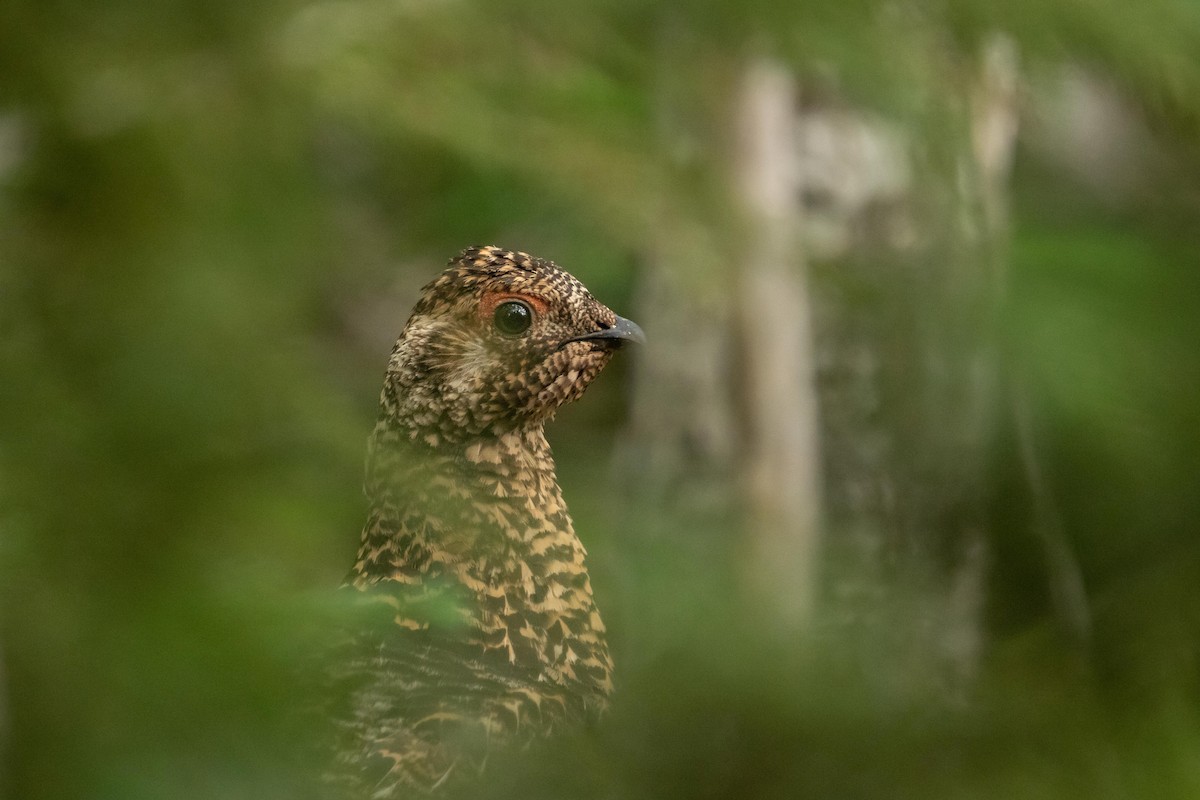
[809,35,1021,698]
[623,31,1025,697]
[620,39,821,631]
[733,59,822,628]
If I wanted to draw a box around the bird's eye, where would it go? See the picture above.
[492,300,533,336]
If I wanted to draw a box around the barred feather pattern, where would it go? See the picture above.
[324,247,637,797]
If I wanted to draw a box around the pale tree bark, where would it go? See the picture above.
[733,59,822,629]
[623,32,1024,690]
[808,35,1022,698]
[619,42,822,633]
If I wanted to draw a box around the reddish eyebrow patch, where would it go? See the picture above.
[478,291,548,323]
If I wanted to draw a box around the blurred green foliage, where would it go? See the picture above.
[2,2,1199,799]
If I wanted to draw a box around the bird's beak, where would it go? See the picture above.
[563,315,646,348]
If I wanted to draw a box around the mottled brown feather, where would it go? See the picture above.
[324,246,639,797]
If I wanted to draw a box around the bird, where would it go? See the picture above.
[322,245,644,798]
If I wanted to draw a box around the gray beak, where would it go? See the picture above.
[563,315,646,348]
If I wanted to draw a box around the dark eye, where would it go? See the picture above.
[492,300,533,336]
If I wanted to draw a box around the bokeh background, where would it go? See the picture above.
[3,2,1199,798]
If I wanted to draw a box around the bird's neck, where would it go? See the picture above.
[348,418,613,701]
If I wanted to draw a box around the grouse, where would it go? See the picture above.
[324,246,644,797]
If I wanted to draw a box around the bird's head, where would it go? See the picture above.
[386,246,644,442]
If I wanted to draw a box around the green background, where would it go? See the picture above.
[2,2,1199,798]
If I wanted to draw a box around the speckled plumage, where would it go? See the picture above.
[325,246,642,797]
